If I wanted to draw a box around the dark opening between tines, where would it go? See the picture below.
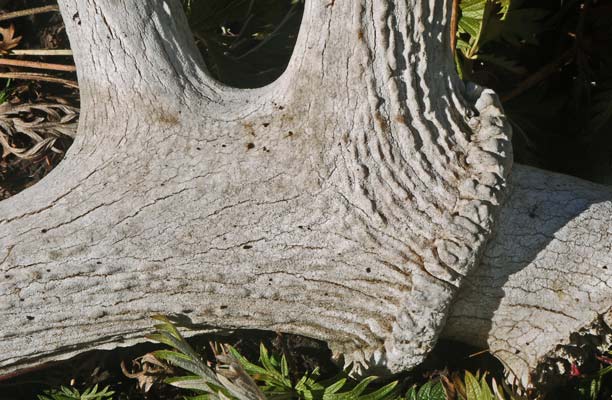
[185,0,304,88]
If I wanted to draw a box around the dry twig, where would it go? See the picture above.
[10,49,73,56]
[0,5,60,22]
[0,72,78,88]
[0,58,76,72]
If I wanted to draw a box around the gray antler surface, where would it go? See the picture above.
[0,0,609,389]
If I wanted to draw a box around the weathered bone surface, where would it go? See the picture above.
[445,165,612,388]
[0,0,610,389]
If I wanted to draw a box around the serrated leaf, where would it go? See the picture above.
[154,349,215,381]
[37,384,114,400]
[359,380,398,400]
[406,381,446,400]
[280,354,289,379]
[166,375,216,392]
[330,375,378,400]
[229,346,269,376]
[464,372,481,400]
[323,378,347,395]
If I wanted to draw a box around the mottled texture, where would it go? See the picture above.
[445,165,612,388]
[0,0,608,390]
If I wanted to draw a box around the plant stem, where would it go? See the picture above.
[0,5,60,22]
[0,72,78,88]
[0,58,76,72]
[10,49,73,57]
[450,0,460,56]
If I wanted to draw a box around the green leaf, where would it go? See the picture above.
[464,371,482,400]
[154,349,215,381]
[405,381,445,400]
[323,378,347,395]
[280,354,290,379]
[359,381,398,400]
[458,0,498,58]
[327,375,378,400]
[37,384,114,400]
[463,371,498,400]
[166,375,217,392]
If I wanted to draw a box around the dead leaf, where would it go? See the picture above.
[0,102,78,161]
[441,374,457,400]
[121,353,174,393]
[0,24,22,55]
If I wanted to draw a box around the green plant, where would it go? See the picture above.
[147,315,260,400]
[440,371,522,400]
[230,343,399,400]
[406,380,446,400]
[454,0,612,181]
[0,78,12,105]
[148,316,399,400]
[455,371,513,400]
[574,350,612,400]
[36,384,114,400]
[456,0,549,78]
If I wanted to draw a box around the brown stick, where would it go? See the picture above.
[500,48,574,103]
[10,49,73,57]
[450,0,460,55]
[0,72,78,89]
[0,5,60,22]
[0,58,76,72]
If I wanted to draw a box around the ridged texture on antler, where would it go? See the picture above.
[272,0,513,370]
[1,0,513,375]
